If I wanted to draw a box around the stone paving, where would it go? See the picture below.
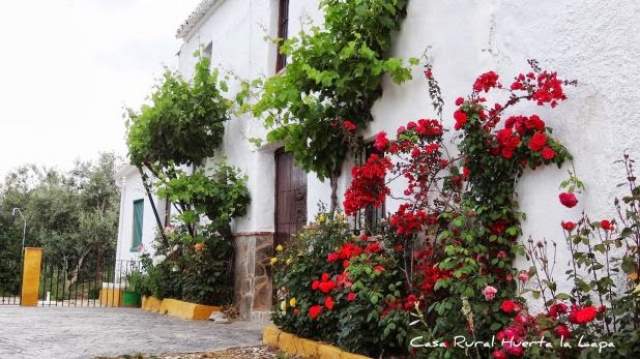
[0,306,264,359]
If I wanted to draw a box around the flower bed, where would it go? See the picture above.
[271,60,640,358]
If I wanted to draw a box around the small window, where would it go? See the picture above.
[275,0,289,72]
[352,144,385,235]
[131,199,144,252]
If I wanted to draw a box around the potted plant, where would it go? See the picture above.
[123,270,145,308]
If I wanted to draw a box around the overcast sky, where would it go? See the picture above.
[0,0,202,178]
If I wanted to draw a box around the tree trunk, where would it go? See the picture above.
[329,173,339,213]
[138,166,167,242]
[65,251,88,295]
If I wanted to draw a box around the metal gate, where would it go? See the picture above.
[0,246,22,305]
[38,256,141,307]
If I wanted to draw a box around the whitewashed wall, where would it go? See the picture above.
[298,0,640,303]
[115,165,167,263]
[178,0,282,234]
[167,0,640,304]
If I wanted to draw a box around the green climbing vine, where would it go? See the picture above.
[251,0,416,210]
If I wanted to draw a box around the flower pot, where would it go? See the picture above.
[122,291,141,307]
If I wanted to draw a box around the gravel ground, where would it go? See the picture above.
[0,306,264,359]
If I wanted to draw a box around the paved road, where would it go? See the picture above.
[0,306,264,359]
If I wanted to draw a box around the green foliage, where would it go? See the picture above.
[127,57,231,167]
[0,154,120,283]
[272,212,409,357]
[138,225,234,306]
[253,0,413,180]
[155,163,250,235]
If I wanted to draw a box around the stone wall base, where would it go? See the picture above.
[233,232,274,320]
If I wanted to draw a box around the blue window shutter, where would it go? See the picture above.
[131,199,144,252]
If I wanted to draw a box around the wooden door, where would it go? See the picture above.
[275,149,307,245]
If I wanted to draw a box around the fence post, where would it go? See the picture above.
[21,247,43,306]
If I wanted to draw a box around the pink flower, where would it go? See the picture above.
[517,271,529,283]
[482,285,498,301]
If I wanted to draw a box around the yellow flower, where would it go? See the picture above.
[289,297,297,307]
[275,244,284,252]
[280,300,287,312]
[318,214,326,224]
[286,258,293,265]
[270,257,278,265]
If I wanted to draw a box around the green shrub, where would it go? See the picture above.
[138,225,233,306]
[272,212,410,357]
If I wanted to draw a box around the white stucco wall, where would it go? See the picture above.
[125,0,640,304]
[115,165,167,262]
[177,0,281,234]
[298,0,640,303]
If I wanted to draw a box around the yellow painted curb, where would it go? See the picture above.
[317,344,342,359]
[99,288,123,307]
[141,296,220,320]
[262,325,372,359]
[262,325,281,347]
[141,296,162,313]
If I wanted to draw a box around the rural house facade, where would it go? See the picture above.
[116,0,640,319]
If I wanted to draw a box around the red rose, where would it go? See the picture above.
[308,305,323,320]
[324,296,335,310]
[528,131,547,152]
[541,146,556,160]
[554,324,571,338]
[561,221,576,232]
[311,280,320,290]
[559,192,578,208]
[318,280,336,294]
[548,302,568,319]
[501,147,514,159]
[500,299,520,314]
[600,220,613,231]
[347,292,357,302]
[525,114,545,130]
[342,260,350,268]
[327,252,339,262]
[568,306,598,325]
[373,131,389,152]
[342,120,357,132]
[455,97,465,106]
[492,350,508,359]
[454,110,468,130]
[365,242,382,254]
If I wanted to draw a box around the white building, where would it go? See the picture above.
[115,0,640,319]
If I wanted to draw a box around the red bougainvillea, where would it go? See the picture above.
[343,154,391,215]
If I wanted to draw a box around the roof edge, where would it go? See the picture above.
[176,0,224,40]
